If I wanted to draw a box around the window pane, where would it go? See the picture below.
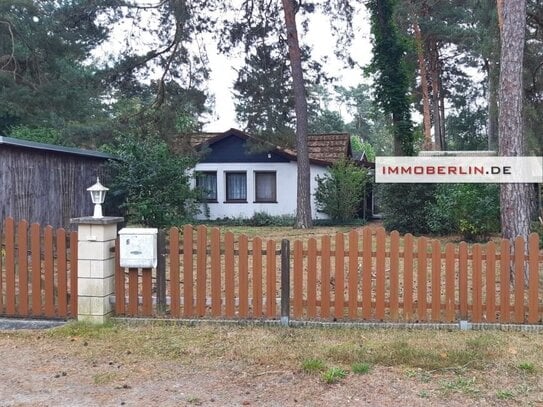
[226,173,246,201]
[196,172,217,200]
[255,172,276,202]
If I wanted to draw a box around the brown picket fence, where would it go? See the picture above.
[115,225,279,319]
[0,217,78,319]
[115,225,543,324]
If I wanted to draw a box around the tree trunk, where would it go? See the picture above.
[428,38,443,150]
[282,0,312,228]
[496,0,504,32]
[438,75,446,150]
[498,0,529,282]
[413,21,432,150]
[486,58,499,150]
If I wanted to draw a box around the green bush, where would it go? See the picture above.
[10,125,67,145]
[377,183,437,234]
[315,159,369,222]
[248,212,275,226]
[206,214,295,227]
[531,221,543,248]
[427,184,500,241]
[103,134,200,228]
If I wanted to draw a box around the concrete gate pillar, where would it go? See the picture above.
[70,216,124,323]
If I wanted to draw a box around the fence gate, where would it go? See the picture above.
[0,217,78,319]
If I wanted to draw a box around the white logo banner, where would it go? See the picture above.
[375,156,543,183]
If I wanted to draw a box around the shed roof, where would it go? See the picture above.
[0,136,112,159]
[183,128,351,165]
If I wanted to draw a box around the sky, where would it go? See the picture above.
[203,7,373,131]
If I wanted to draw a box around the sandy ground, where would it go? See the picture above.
[0,328,526,407]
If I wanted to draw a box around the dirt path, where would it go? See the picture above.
[0,330,513,407]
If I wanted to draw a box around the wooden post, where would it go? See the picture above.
[156,229,167,314]
[280,239,290,326]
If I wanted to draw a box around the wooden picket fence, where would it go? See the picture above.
[115,225,543,324]
[0,217,78,319]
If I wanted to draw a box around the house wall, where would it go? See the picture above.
[0,145,107,229]
[192,161,329,220]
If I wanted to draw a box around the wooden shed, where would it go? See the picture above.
[0,136,112,229]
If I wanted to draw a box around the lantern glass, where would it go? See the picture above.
[90,190,106,204]
[87,177,109,218]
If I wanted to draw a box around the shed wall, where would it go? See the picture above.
[0,145,107,228]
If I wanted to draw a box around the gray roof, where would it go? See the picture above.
[0,136,112,159]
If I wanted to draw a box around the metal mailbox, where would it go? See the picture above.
[118,228,158,268]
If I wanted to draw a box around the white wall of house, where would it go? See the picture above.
[192,161,329,220]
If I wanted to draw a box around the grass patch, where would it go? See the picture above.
[49,321,119,339]
[93,372,119,385]
[496,389,514,400]
[439,376,479,395]
[325,343,365,363]
[302,358,326,374]
[362,334,501,371]
[322,367,348,384]
[351,362,372,374]
[186,396,203,405]
[518,362,535,373]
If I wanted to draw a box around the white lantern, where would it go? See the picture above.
[87,177,109,218]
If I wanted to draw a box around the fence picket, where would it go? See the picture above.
[115,237,125,315]
[334,233,345,319]
[445,243,455,322]
[459,242,468,320]
[266,240,276,317]
[500,239,510,322]
[528,233,539,324]
[253,237,263,317]
[181,225,192,317]
[169,228,180,317]
[375,228,386,320]
[128,268,138,316]
[70,231,78,317]
[417,237,428,321]
[17,220,29,316]
[403,234,414,321]
[362,228,372,320]
[485,242,496,322]
[307,238,317,318]
[5,218,15,315]
[321,235,331,318]
[389,231,399,320]
[196,225,207,316]
[57,228,67,317]
[44,226,54,318]
[142,268,153,316]
[211,228,221,317]
[431,240,441,322]
[0,223,3,314]
[348,230,358,318]
[30,223,41,316]
[293,240,303,318]
[225,232,235,317]
[239,234,249,318]
[472,244,482,323]
[514,236,525,323]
